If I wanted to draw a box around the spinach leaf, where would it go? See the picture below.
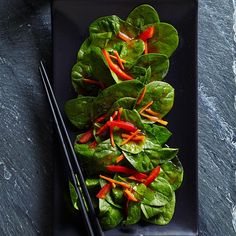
[135,81,174,118]
[120,39,145,66]
[99,179,122,209]
[77,38,91,60]
[126,4,160,28]
[142,177,173,207]
[107,97,136,117]
[74,142,95,158]
[89,47,115,86]
[111,188,124,205]
[160,156,184,191]
[120,109,144,129]
[65,96,94,129]
[142,191,176,225]
[114,134,146,155]
[144,123,172,145]
[93,139,122,170]
[124,139,178,172]
[71,60,95,94]
[89,15,121,35]
[69,181,79,210]
[99,199,123,230]
[129,54,169,81]
[123,202,141,225]
[114,109,145,154]
[92,80,143,118]
[85,178,100,189]
[148,23,179,58]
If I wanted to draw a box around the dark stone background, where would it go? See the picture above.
[0,0,235,235]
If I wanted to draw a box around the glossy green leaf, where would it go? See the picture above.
[143,192,176,225]
[126,4,160,28]
[144,124,172,145]
[92,80,143,118]
[64,96,94,129]
[135,81,174,118]
[159,156,184,191]
[99,199,123,230]
[148,23,179,58]
[129,54,169,81]
[69,181,79,210]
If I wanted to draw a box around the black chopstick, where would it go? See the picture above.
[39,61,104,236]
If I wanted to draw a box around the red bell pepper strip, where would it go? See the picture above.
[144,166,161,186]
[89,140,97,149]
[94,113,107,123]
[106,165,147,179]
[106,120,137,132]
[96,123,108,135]
[96,183,112,199]
[138,26,155,41]
[132,172,148,179]
[117,107,123,121]
[102,49,133,81]
[78,129,93,144]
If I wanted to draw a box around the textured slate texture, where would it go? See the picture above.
[0,0,53,235]
[198,0,236,236]
[0,0,235,236]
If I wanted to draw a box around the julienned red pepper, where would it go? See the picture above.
[102,49,133,81]
[78,129,93,144]
[106,165,147,179]
[96,183,112,199]
[144,166,161,186]
[94,113,107,123]
[106,120,137,132]
[138,26,155,41]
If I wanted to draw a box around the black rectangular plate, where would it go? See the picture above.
[52,0,198,235]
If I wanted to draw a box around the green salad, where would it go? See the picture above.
[65,4,183,230]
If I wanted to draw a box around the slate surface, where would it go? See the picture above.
[0,0,235,236]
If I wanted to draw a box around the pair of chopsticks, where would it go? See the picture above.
[39,61,103,236]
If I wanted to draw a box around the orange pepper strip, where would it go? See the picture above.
[102,49,133,81]
[113,50,124,70]
[120,129,140,146]
[145,108,161,117]
[139,101,154,114]
[124,189,139,202]
[117,31,132,42]
[99,175,131,189]
[128,176,144,183]
[144,41,148,54]
[110,55,126,63]
[116,154,125,163]
[140,112,168,126]
[121,133,145,142]
[109,117,115,147]
[136,86,147,106]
